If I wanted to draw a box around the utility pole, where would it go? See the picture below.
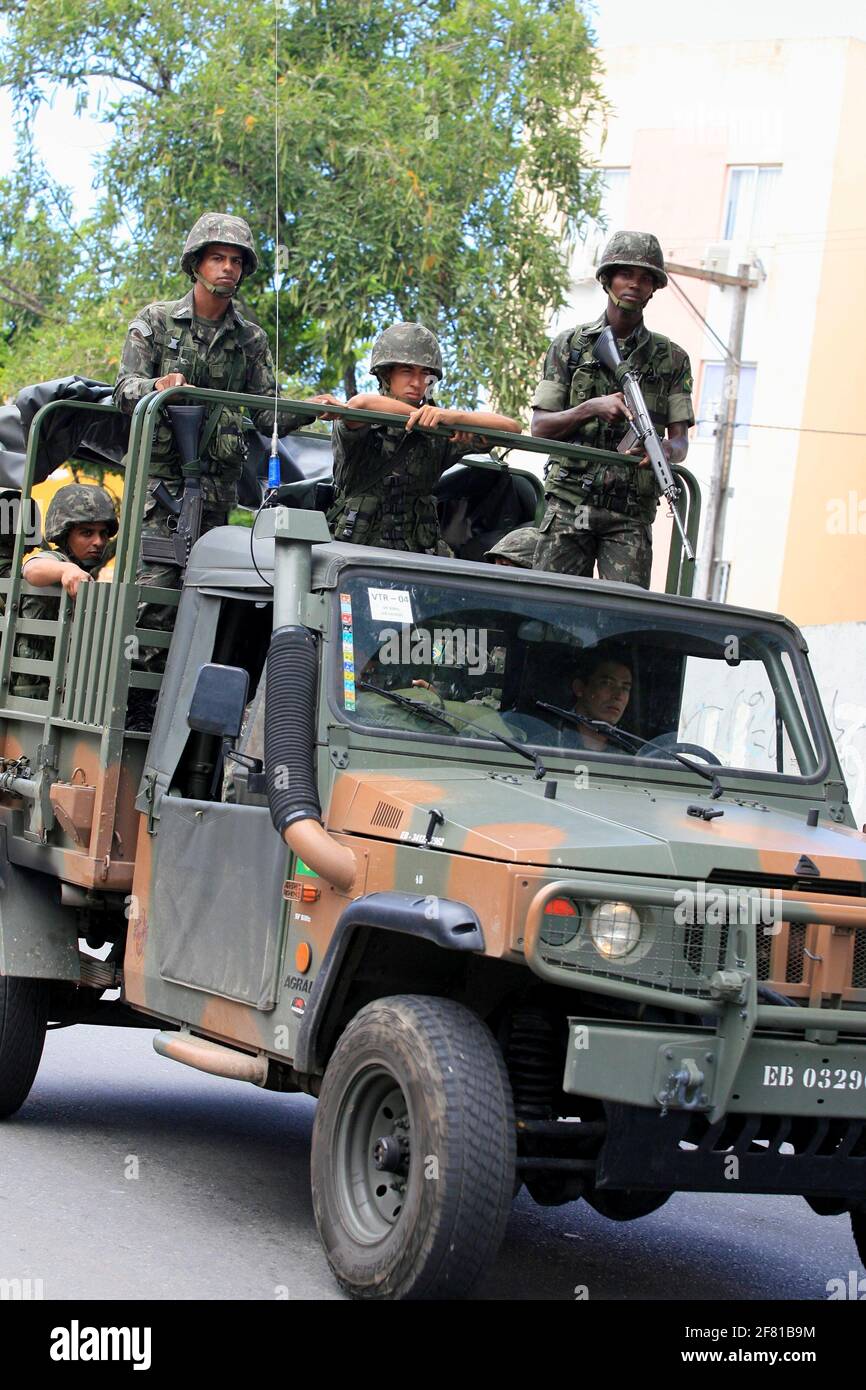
[666,260,758,601]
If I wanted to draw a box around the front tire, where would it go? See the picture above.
[0,977,48,1118]
[311,994,516,1300]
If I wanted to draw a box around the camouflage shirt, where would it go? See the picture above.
[328,417,475,552]
[531,312,694,517]
[113,289,296,506]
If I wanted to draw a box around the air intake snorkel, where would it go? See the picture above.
[258,508,357,892]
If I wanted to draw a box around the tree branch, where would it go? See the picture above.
[0,277,63,323]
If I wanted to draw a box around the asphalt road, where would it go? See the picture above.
[1,1024,862,1302]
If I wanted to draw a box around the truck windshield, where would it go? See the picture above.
[334,573,824,780]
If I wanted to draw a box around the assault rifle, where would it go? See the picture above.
[592,327,694,562]
[140,404,206,570]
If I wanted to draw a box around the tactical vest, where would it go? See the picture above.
[149,304,248,486]
[546,325,677,519]
[328,424,447,553]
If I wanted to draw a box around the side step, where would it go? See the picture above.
[153,1030,268,1086]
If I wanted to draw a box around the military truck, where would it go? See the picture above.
[0,387,863,1301]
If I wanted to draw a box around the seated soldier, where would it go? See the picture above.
[13,484,117,698]
[555,647,633,752]
[483,526,540,569]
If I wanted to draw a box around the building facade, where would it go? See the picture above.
[554,34,866,621]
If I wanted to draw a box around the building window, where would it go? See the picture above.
[696,363,757,443]
[722,166,781,242]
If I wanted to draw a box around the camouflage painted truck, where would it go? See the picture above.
[0,387,864,1301]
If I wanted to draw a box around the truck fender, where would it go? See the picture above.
[0,829,80,981]
[293,891,484,1074]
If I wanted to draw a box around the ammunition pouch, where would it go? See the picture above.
[574,471,637,517]
[328,479,439,551]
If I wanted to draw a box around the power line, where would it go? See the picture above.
[668,274,737,362]
[695,419,866,438]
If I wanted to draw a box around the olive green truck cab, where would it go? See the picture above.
[0,388,864,1300]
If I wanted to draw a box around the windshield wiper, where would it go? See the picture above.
[356,681,457,731]
[535,701,724,794]
[357,682,546,779]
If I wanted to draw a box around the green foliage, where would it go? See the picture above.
[0,0,605,415]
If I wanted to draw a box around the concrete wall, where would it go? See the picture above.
[777,39,866,622]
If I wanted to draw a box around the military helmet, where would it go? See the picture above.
[483,526,540,568]
[45,484,118,547]
[596,230,668,289]
[370,322,443,380]
[180,213,259,280]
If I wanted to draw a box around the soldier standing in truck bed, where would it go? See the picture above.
[313,322,522,554]
[113,214,306,660]
[531,231,694,588]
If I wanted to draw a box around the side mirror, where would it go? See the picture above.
[188,663,249,738]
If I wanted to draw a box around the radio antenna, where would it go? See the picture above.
[267,0,282,492]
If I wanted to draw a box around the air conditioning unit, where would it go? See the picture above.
[703,243,730,275]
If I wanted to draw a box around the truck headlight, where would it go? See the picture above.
[589,901,642,959]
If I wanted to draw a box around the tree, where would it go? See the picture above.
[0,0,605,416]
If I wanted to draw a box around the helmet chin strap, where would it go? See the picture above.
[193,269,239,298]
[607,290,644,314]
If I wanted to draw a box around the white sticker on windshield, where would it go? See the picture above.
[368,587,414,625]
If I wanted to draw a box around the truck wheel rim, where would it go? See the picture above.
[334,1066,410,1243]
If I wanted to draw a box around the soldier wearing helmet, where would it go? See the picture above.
[312,321,521,553]
[530,230,694,588]
[113,214,303,696]
[483,526,540,568]
[12,484,117,698]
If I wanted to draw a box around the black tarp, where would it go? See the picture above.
[0,376,328,505]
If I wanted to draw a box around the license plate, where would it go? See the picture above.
[761,1062,865,1092]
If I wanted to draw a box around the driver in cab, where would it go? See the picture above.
[556,650,633,752]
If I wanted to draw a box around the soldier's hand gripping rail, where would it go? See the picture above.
[593,326,694,561]
[139,404,206,570]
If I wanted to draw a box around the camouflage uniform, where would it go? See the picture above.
[0,491,19,616]
[113,214,290,661]
[327,322,474,554]
[532,233,694,588]
[483,526,540,568]
[328,423,476,553]
[12,485,116,699]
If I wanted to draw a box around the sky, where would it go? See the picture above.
[2,0,866,213]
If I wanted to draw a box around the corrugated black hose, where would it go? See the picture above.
[265,625,322,834]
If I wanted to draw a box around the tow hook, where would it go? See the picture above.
[658,1058,705,1116]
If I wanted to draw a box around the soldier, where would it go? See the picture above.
[483,526,540,568]
[113,213,296,666]
[13,484,117,698]
[531,231,694,588]
[314,322,522,553]
[563,649,633,753]
[0,491,35,615]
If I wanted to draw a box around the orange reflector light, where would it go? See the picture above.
[295,941,312,974]
[282,879,321,904]
[545,897,579,916]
